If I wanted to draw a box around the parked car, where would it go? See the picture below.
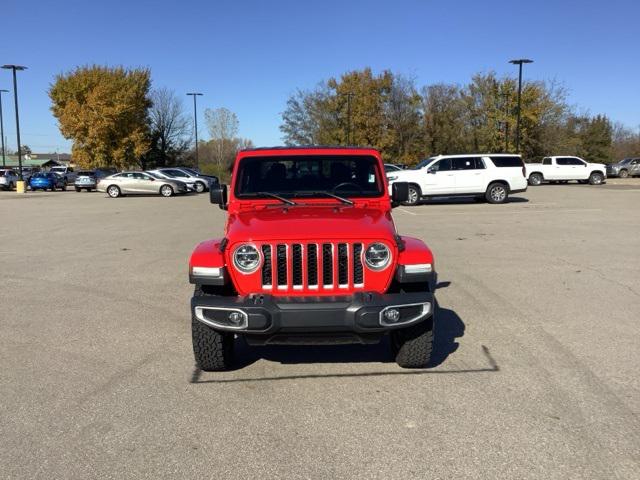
[526,156,606,185]
[189,146,435,370]
[147,167,216,193]
[386,154,528,205]
[97,171,188,197]
[178,167,220,187]
[384,163,404,173]
[74,170,98,192]
[49,166,77,184]
[606,158,640,178]
[0,169,19,190]
[29,172,66,191]
[20,166,39,183]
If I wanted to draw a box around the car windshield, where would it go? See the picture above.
[412,157,437,170]
[620,158,632,164]
[78,171,95,176]
[235,155,384,199]
[181,168,199,176]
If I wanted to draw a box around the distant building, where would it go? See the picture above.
[1,155,63,170]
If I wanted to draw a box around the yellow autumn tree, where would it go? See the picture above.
[49,65,151,169]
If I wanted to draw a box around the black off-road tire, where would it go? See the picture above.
[192,286,234,371]
[390,320,433,368]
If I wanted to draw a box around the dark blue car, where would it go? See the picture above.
[29,173,66,191]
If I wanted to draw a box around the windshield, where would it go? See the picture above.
[235,155,384,199]
[181,168,199,176]
[412,157,437,170]
[77,171,95,176]
[620,158,632,164]
[50,167,65,172]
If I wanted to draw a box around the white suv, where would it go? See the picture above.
[387,154,528,205]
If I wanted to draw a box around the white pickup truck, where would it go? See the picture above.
[526,156,606,185]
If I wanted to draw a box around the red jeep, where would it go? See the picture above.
[189,147,436,369]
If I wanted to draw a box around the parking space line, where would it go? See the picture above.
[398,208,417,215]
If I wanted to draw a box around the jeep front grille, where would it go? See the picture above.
[260,242,364,291]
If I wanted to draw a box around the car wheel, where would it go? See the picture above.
[391,319,433,368]
[589,172,604,185]
[107,185,121,198]
[160,184,174,197]
[75,187,81,192]
[194,181,206,193]
[192,286,234,371]
[402,184,421,206]
[528,173,543,186]
[619,169,628,178]
[485,182,508,204]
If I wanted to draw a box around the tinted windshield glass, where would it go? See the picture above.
[412,157,436,170]
[235,155,384,198]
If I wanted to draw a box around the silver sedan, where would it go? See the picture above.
[97,171,188,198]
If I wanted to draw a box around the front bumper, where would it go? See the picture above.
[192,291,433,344]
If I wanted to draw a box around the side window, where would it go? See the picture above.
[543,158,551,165]
[569,158,585,165]
[475,158,486,169]
[431,158,452,172]
[631,160,639,165]
[452,158,478,170]
[556,158,570,166]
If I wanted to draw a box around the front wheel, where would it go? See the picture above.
[107,185,121,198]
[193,181,206,193]
[528,173,543,186]
[589,172,604,185]
[391,320,433,368]
[619,169,629,179]
[160,184,174,197]
[402,184,421,206]
[485,182,509,204]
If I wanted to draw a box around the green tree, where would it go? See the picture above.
[579,114,612,163]
[49,65,151,169]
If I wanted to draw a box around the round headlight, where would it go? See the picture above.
[233,244,261,273]
[364,243,391,270]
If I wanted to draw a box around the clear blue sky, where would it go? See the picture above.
[2,0,638,153]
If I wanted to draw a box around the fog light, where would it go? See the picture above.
[383,308,400,323]
[228,312,244,325]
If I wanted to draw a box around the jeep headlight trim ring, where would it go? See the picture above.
[364,242,391,270]
[233,244,261,273]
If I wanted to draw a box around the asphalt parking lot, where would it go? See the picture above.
[1,183,639,479]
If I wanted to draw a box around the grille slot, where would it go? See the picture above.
[322,244,333,286]
[338,243,348,285]
[261,245,272,286]
[292,244,303,286]
[276,244,287,286]
[307,244,318,286]
[353,243,363,285]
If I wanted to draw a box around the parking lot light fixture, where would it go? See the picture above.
[2,65,27,188]
[509,59,533,153]
[186,92,203,170]
[0,89,8,167]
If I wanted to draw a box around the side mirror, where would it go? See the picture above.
[427,167,436,174]
[210,184,228,210]
[391,182,409,207]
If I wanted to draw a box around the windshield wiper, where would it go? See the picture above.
[250,192,297,205]
[294,192,354,205]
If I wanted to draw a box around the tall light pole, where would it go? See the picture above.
[501,92,510,152]
[186,92,203,169]
[0,89,8,168]
[2,65,27,183]
[341,92,355,145]
[509,59,533,153]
